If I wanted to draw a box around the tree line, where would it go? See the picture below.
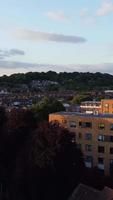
[1,71,113,91]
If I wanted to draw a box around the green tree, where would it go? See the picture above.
[71,94,92,105]
[32,97,65,122]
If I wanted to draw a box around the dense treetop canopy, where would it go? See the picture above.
[0,71,113,91]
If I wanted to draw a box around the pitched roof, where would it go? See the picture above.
[100,187,113,200]
[68,184,113,200]
[68,184,100,200]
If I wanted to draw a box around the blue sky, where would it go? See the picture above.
[0,0,113,75]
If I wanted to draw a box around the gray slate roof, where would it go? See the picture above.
[50,112,113,119]
[68,184,113,200]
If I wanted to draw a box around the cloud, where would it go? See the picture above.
[12,29,87,44]
[9,49,25,56]
[80,8,88,17]
[80,8,96,25]
[45,11,69,22]
[0,61,113,75]
[0,60,36,69]
[0,49,25,60]
[96,1,113,16]
[66,63,113,74]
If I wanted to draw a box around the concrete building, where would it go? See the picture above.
[80,101,101,114]
[49,112,113,175]
[105,90,113,99]
[80,99,113,115]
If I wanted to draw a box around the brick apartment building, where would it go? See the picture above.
[49,111,113,175]
[101,99,113,114]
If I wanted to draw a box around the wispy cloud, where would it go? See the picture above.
[80,1,113,24]
[96,1,113,16]
[0,61,113,75]
[80,8,88,18]
[0,60,36,69]
[67,63,113,74]
[12,29,86,44]
[80,8,96,25]
[45,11,69,22]
[0,49,25,60]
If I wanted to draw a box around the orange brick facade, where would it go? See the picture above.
[101,99,113,114]
[49,112,113,175]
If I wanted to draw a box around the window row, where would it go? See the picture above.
[85,145,105,153]
[69,121,113,130]
[104,103,113,108]
[77,133,113,143]
[85,156,113,166]
[78,144,113,154]
[98,134,113,142]
[78,132,92,140]
[85,156,113,173]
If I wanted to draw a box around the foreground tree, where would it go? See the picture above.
[9,122,84,200]
[0,106,7,134]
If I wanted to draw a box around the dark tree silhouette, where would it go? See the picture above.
[0,106,7,134]
[8,122,84,200]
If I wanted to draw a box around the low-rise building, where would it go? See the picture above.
[105,90,113,99]
[80,101,101,114]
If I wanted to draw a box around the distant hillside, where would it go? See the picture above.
[0,71,113,91]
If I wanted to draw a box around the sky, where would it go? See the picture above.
[0,0,113,75]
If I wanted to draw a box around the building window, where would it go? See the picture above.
[85,156,93,168]
[110,136,113,142]
[98,134,109,142]
[110,124,113,131]
[98,135,105,142]
[85,156,93,162]
[62,119,67,124]
[110,159,113,167]
[85,133,92,140]
[78,132,82,139]
[79,122,82,126]
[104,104,109,107]
[53,120,59,123]
[98,157,104,171]
[110,147,113,154]
[79,122,92,128]
[98,135,109,142]
[69,121,76,128]
[98,146,105,153]
[98,157,104,164]
[110,159,113,174]
[110,159,113,165]
[98,123,105,130]
[85,144,92,152]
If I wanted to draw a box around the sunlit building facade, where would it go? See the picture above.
[49,112,113,175]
